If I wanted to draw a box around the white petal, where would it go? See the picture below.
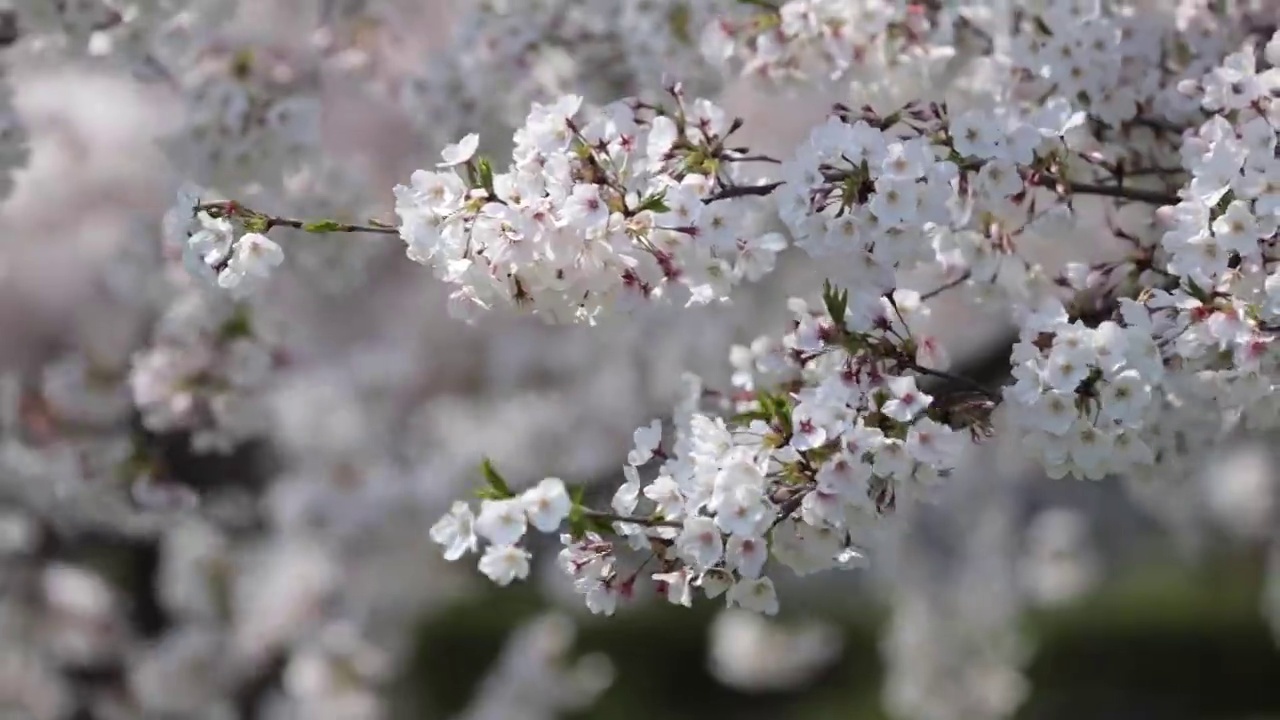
[438,133,479,167]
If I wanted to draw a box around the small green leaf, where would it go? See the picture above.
[731,409,773,425]
[476,157,495,196]
[568,510,588,539]
[567,486,591,539]
[1184,277,1209,304]
[636,190,671,214]
[303,219,344,233]
[821,279,848,324]
[479,457,514,499]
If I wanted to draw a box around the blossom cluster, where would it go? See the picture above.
[166,193,287,295]
[393,89,785,323]
[8,0,237,63]
[417,17,1280,624]
[700,0,944,84]
[776,96,1085,302]
[432,282,989,614]
[1001,309,1162,480]
[156,42,324,193]
[397,0,737,147]
[129,293,283,454]
[7,1,1280,719]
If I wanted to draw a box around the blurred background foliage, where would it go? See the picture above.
[404,547,1280,720]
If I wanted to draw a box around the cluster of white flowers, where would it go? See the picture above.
[397,0,736,150]
[433,280,996,614]
[129,292,282,453]
[414,15,1280,629]
[777,98,1085,302]
[394,89,785,323]
[1001,310,1162,480]
[699,0,940,84]
[157,43,323,193]
[166,193,287,295]
[431,475,571,587]
[7,0,237,62]
[9,0,1280,718]
[1004,0,1194,126]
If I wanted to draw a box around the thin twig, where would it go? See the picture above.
[1064,181,1179,206]
[905,361,1001,402]
[263,216,400,235]
[766,485,813,534]
[920,270,972,301]
[582,509,681,528]
[196,202,400,236]
[721,154,783,164]
[702,181,785,204]
[1129,115,1192,135]
[1120,166,1186,177]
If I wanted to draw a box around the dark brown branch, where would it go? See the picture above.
[1129,115,1192,135]
[921,271,972,301]
[1065,181,1179,206]
[702,181,785,204]
[721,154,782,164]
[766,485,813,534]
[906,361,1002,402]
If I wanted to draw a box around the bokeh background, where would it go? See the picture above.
[1,1,1279,719]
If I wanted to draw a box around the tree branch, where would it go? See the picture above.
[263,216,400,235]
[920,270,972,301]
[1064,181,1179,206]
[905,361,1002,402]
[702,181,785,204]
[582,509,681,528]
[196,202,400,236]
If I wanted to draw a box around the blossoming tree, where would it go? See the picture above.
[2,0,1280,717]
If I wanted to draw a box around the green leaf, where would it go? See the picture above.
[822,279,848,324]
[731,409,773,425]
[1184,277,1209,304]
[476,157,495,196]
[636,190,671,214]
[568,508,587,539]
[479,457,514,499]
[303,219,344,233]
